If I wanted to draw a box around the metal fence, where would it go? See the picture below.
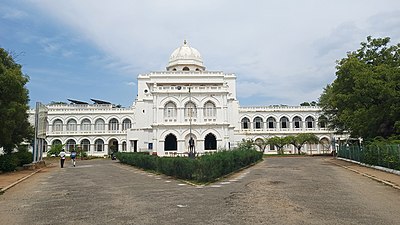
[337,144,400,170]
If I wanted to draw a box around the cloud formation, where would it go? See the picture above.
[3,0,400,107]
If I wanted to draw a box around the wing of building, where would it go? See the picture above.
[29,41,339,157]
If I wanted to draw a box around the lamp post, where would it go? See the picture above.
[188,85,195,158]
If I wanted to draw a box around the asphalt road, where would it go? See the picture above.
[1,157,400,225]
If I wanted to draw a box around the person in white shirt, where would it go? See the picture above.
[59,149,66,168]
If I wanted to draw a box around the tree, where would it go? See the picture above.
[300,101,317,106]
[267,136,290,155]
[238,139,256,151]
[319,36,400,140]
[0,48,33,154]
[287,133,320,155]
[254,137,268,153]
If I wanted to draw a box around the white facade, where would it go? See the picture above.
[32,41,337,156]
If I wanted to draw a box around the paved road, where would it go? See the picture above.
[1,157,400,225]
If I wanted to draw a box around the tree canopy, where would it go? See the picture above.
[319,36,400,140]
[287,133,319,154]
[0,48,33,154]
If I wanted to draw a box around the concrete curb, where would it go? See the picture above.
[328,159,400,191]
[0,169,42,194]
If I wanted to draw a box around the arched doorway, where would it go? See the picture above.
[108,139,118,155]
[165,134,177,151]
[204,133,217,150]
[320,138,330,154]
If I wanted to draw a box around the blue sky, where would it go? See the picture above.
[1,1,400,108]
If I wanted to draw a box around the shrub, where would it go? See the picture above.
[14,150,33,166]
[116,147,263,183]
[0,154,18,172]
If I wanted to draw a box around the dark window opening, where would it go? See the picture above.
[165,134,177,151]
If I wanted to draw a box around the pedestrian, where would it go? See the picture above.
[70,149,77,167]
[60,149,66,168]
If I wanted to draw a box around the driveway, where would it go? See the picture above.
[0,157,399,225]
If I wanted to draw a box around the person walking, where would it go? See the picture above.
[70,149,77,167]
[60,149,66,168]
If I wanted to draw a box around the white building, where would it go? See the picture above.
[32,41,337,157]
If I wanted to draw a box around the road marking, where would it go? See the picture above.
[210,185,222,188]
[177,204,188,208]
[178,184,187,186]
[219,182,231,185]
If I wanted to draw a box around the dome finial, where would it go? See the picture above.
[184,39,187,45]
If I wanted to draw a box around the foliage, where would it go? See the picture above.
[47,144,64,157]
[238,139,256,151]
[338,144,400,170]
[0,147,33,172]
[300,101,317,106]
[49,101,67,105]
[0,48,33,154]
[254,138,268,153]
[287,133,320,154]
[319,36,400,140]
[116,147,263,183]
[267,136,290,154]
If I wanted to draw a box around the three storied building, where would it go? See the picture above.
[32,41,337,157]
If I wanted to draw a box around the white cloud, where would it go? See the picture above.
[24,0,400,106]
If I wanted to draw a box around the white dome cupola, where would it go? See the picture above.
[166,40,205,72]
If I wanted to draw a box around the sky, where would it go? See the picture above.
[1,0,400,108]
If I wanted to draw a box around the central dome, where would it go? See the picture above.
[166,40,205,71]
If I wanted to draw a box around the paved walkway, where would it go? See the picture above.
[0,159,58,193]
[328,157,400,190]
[1,157,400,194]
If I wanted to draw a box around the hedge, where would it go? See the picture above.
[116,148,263,183]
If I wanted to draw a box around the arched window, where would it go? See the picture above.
[95,119,105,131]
[122,141,127,151]
[66,139,76,151]
[293,116,302,129]
[81,119,91,131]
[280,117,289,129]
[254,117,263,129]
[204,133,217,150]
[305,116,315,128]
[66,119,77,131]
[122,118,132,131]
[52,139,62,146]
[109,118,119,131]
[53,119,63,132]
[164,101,177,119]
[95,139,104,152]
[172,68,177,71]
[241,117,250,129]
[203,101,216,117]
[318,115,327,128]
[267,117,276,129]
[182,66,190,71]
[80,139,90,152]
[184,101,197,118]
[164,134,177,151]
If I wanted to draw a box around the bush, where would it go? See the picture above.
[116,147,263,183]
[0,154,19,172]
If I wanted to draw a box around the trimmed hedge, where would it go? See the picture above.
[116,148,263,183]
